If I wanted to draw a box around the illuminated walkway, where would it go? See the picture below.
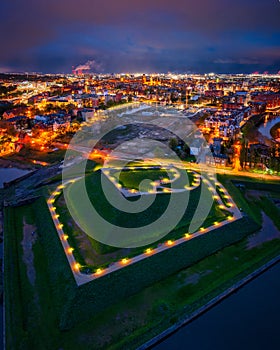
[47,173,242,286]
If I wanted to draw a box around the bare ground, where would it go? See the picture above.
[21,218,37,286]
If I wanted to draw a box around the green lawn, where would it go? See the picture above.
[218,174,280,226]
[57,169,227,271]
[4,204,60,349]
[5,170,280,350]
[117,168,171,191]
[111,167,194,191]
[3,148,66,167]
[4,184,280,350]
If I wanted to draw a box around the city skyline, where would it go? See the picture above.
[1,0,280,74]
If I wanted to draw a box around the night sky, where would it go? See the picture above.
[1,0,280,74]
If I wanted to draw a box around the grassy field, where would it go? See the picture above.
[218,174,280,226]
[112,167,194,191]
[4,177,280,349]
[3,148,66,166]
[4,168,280,350]
[57,169,227,270]
[117,168,171,191]
[4,204,61,349]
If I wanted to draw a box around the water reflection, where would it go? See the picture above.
[0,167,30,188]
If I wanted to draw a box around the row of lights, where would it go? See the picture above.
[49,183,78,276]
[49,178,235,278]
[216,185,235,208]
[90,212,235,277]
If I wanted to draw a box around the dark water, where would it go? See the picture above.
[258,115,280,139]
[0,167,30,188]
[154,262,280,350]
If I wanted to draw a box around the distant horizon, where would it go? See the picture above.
[1,70,280,76]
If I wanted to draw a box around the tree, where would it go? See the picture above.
[169,137,178,151]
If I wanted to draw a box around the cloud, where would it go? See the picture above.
[0,0,280,73]
[73,60,104,73]
[214,58,261,65]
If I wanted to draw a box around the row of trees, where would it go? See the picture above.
[240,140,280,172]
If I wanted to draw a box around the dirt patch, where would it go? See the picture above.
[182,270,212,286]
[21,219,37,286]
[247,212,280,249]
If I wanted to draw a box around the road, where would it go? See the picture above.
[55,139,280,182]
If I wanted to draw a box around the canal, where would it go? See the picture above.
[258,115,280,140]
[154,262,280,350]
[0,167,30,188]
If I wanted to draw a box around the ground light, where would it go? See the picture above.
[73,263,80,271]
[47,173,240,284]
[121,258,130,265]
[95,268,104,276]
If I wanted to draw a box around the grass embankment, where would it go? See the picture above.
[4,174,280,349]
[115,167,194,191]
[57,169,226,270]
[4,185,280,349]
[218,174,280,227]
[117,168,170,191]
[3,148,66,168]
[4,204,60,349]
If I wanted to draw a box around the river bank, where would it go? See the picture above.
[139,254,280,350]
